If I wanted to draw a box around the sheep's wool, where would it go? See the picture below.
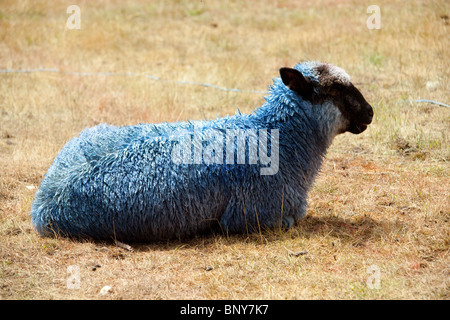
[31,61,348,242]
[322,64,351,85]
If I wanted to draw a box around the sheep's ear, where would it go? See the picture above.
[279,67,314,100]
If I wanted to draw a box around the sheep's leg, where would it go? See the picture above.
[281,216,295,228]
[281,203,307,229]
[219,189,289,234]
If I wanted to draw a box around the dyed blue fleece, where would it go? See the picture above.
[31,62,337,242]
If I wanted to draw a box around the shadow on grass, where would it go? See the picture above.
[292,214,397,246]
[125,213,403,252]
[36,213,402,252]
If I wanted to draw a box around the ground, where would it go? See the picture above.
[0,0,448,299]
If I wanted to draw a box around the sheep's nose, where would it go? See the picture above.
[362,105,374,125]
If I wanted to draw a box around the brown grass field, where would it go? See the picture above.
[0,0,449,300]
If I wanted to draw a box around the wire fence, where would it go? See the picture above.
[0,67,267,94]
[1,67,448,107]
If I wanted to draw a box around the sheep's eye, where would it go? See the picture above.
[328,84,343,96]
[347,96,357,104]
[326,86,338,96]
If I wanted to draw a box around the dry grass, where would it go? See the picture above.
[0,0,449,300]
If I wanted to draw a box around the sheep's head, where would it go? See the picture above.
[279,62,373,134]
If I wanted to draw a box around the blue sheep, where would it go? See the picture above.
[31,61,373,242]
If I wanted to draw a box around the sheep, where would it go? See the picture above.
[31,61,373,242]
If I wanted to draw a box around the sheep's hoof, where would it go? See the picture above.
[282,216,295,229]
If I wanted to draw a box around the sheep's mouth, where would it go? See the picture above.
[348,122,368,134]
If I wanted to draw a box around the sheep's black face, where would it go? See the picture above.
[279,64,373,135]
[326,82,374,134]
